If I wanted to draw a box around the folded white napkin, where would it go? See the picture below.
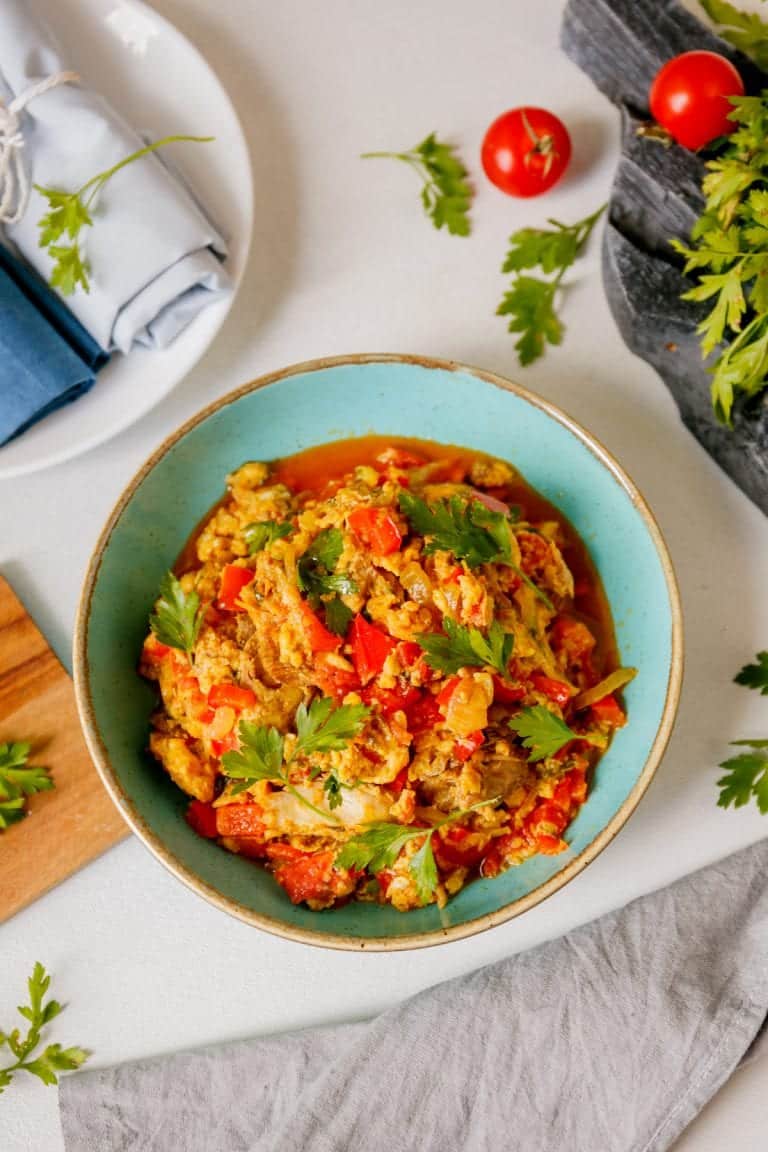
[0,0,231,353]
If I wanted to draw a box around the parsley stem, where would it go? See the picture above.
[361,150,428,184]
[79,134,214,205]
[284,779,343,824]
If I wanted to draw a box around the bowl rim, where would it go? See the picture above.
[73,352,684,951]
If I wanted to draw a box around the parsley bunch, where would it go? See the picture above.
[222,697,370,822]
[0,963,88,1093]
[497,205,605,365]
[35,134,212,295]
[417,617,514,678]
[361,133,472,236]
[671,93,768,423]
[0,743,52,831]
[244,520,293,555]
[149,571,203,659]
[336,797,499,904]
[297,527,358,635]
[717,651,768,812]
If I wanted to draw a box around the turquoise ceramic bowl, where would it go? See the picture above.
[74,355,682,950]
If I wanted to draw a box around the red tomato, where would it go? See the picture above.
[437,676,461,712]
[535,833,568,856]
[389,767,409,795]
[313,662,361,700]
[361,682,420,720]
[649,51,744,151]
[273,850,337,905]
[185,800,218,839]
[208,683,257,710]
[492,675,526,705]
[550,616,596,663]
[210,731,239,758]
[407,692,441,735]
[453,730,485,762]
[396,640,423,667]
[480,831,521,878]
[530,673,572,708]
[265,842,308,864]
[348,506,403,556]
[217,565,254,612]
[435,825,486,869]
[141,635,171,663]
[299,600,342,653]
[481,107,571,198]
[215,804,266,839]
[591,694,626,729]
[527,801,569,837]
[349,615,398,683]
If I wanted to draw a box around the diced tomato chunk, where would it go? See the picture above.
[389,767,409,795]
[230,837,268,859]
[313,661,361,700]
[217,564,254,612]
[445,565,464,585]
[552,766,588,811]
[299,600,342,653]
[185,800,218,839]
[377,869,394,894]
[265,842,308,864]
[453,730,484,762]
[348,506,403,556]
[527,801,569,837]
[591,694,626,728]
[273,850,337,905]
[215,804,266,839]
[480,832,521,878]
[210,730,239,758]
[407,692,441,735]
[397,641,422,667]
[437,676,461,712]
[535,834,569,855]
[530,673,572,708]
[349,615,397,683]
[142,635,171,663]
[361,683,420,720]
[492,675,526,704]
[550,616,596,668]
[208,683,257,710]
[435,825,486,869]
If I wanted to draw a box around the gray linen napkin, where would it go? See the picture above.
[59,838,768,1152]
[0,0,230,354]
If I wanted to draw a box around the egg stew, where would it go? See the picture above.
[139,438,635,911]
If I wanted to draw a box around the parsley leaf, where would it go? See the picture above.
[294,697,370,757]
[0,743,53,831]
[699,0,768,71]
[498,206,605,365]
[297,528,358,636]
[734,651,768,695]
[361,132,472,236]
[398,490,512,568]
[508,705,582,761]
[0,962,89,1093]
[336,798,499,904]
[717,744,768,812]
[222,722,284,794]
[35,135,212,294]
[243,520,293,555]
[149,571,203,659]
[670,92,768,423]
[417,618,514,677]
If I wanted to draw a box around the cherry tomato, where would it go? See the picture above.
[649,51,744,151]
[481,107,571,198]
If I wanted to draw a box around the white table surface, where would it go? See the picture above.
[3,1,768,1148]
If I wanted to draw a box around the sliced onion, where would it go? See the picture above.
[572,667,637,711]
[470,488,510,515]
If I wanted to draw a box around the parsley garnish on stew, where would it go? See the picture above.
[148,571,203,659]
[243,520,293,555]
[296,528,357,636]
[398,491,512,568]
[416,618,514,678]
[508,705,582,762]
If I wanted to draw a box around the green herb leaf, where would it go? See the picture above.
[0,743,53,831]
[699,0,768,71]
[0,963,89,1093]
[296,528,358,627]
[322,774,344,810]
[498,206,605,365]
[416,617,514,677]
[734,651,768,695]
[221,723,284,793]
[717,746,768,812]
[323,595,354,637]
[48,244,90,296]
[361,132,472,236]
[409,834,439,903]
[508,705,580,761]
[294,697,370,758]
[149,571,203,658]
[398,491,512,568]
[243,520,293,555]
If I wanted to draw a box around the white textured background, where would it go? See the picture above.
[2,1,768,1148]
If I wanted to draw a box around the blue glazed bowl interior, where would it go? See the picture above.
[81,359,678,946]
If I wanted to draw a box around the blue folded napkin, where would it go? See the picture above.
[0,244,107,445]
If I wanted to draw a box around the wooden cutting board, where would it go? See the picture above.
[0,575,128,923]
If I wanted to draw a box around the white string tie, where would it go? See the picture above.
[0,70,80,225]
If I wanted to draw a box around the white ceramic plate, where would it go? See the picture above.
[0,0,253,479]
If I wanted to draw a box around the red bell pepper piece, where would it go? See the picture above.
[208,683,257,710]
[453,730,484,762]
[492,675,526,705]
[437,676,461,712]
[185,800,219,839]
[530,673,572,708]
[434,825,487,869]
[527,801,569,838]
[591,694,626,728]
[314,662,361,700]
[265,842,308,864]
[535,833,568,855]
[550,615,596,663]
[389,767,409,795]
[406,692,441,735]
[210,731,239,758]
[141,635,171,663]
[273,849,337,904]
[396,640,422,667]
[348,507,403,556]
[479,831,521,878]
[215,804,266,839]
[349,615,398,683]
[217,565,254,612]
[361,682,420,720]
[299,600,342,653]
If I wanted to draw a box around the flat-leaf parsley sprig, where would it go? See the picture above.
[361,133,473,236]
[336,797,500,904]
[717,650,768,813]
[698,0,768,71]
[297,527,358,637]
[0,963,89,1093]
[148,571,203,660]
[508,705,596,762]
[497,204,605,366]
[35,134,213,295]
[0,742,53,831]
[416,618,514,678]
[222,697,370,822]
